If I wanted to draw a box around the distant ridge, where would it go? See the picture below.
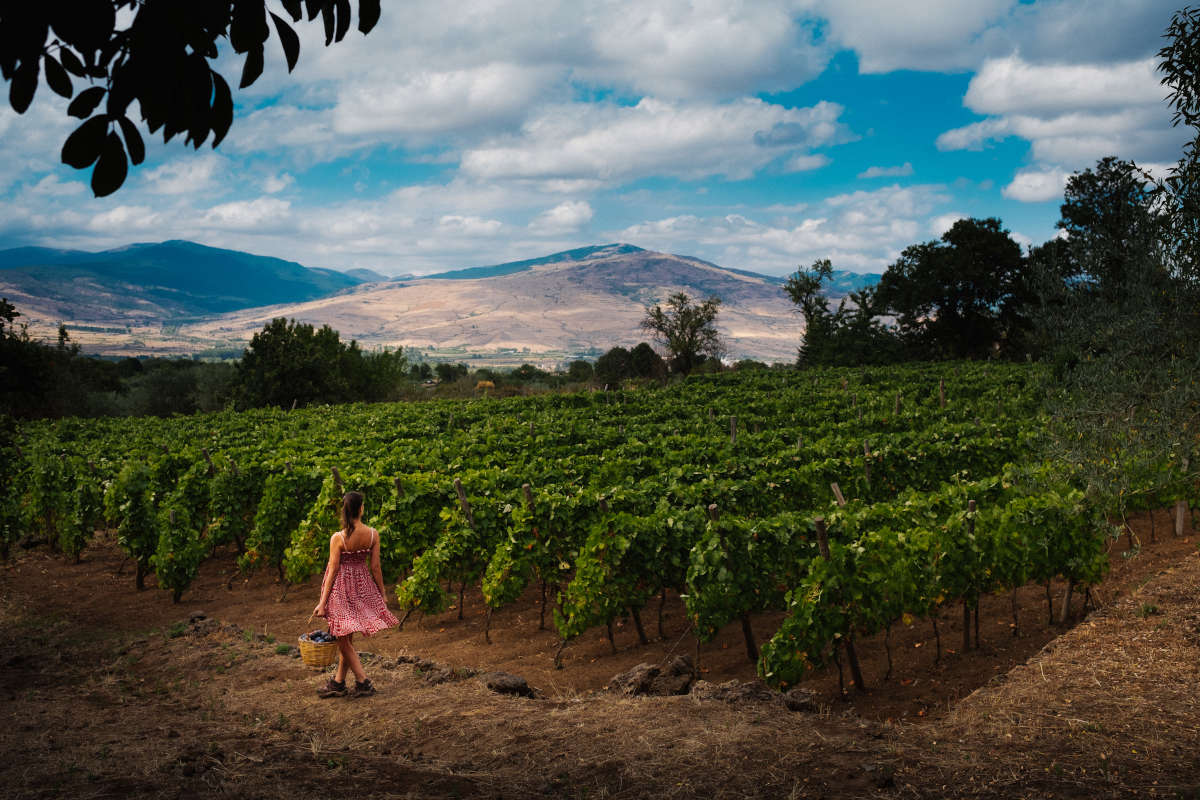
[345,267,391,282]
[426,243,879,295]
[425,243,646,280]
[0,239,362,320]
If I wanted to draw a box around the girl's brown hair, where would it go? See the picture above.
[342,491,364,538]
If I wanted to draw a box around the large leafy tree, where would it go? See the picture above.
[784,259,901,367]
[641,292,723,375]
[1036,6,1200,525]
[628,341,667,380]
[1158,5,1200,279]
[0,1,380,196]
[234,317,405,408]
[594,346,632,386]
[875,217,1026,359]
[1057,157,1161,296]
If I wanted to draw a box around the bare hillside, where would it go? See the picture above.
[182,246,805,363]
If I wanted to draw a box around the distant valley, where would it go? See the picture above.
[0,241,880,365]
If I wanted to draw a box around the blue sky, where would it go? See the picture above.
[0,0,1189,277]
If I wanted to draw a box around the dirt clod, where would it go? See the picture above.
[478,671,537,698]
[606,655,695,696]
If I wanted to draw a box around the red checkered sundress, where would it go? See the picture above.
[323,528,399,637]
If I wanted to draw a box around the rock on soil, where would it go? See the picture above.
[477,671,538,698]
[605,655,695,696]
[396,654,478,685]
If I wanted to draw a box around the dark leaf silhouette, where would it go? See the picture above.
[61,116,109,169]
[230,0,270,53]
[58,48,86,78]
[359,0,381,33]
[321,4,335,45]
[334,0,352,42]
[271,13,301,72]
[67,86,105,118]
[280,0,303,22]
[43,54,73,98]
[91,131,128,197]
[210,73,234,147]
[239,45,264,89]
[9,60,37,114]
[118,116,145,166]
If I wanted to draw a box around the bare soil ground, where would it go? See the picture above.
[2,509,1198,799]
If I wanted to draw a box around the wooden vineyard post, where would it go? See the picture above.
[393,477,404,498]
[939,379,946,409]
[815,517,864,692]
[290,398,297,411]
[529,420,534,436]
[202,448,215,476]
[796,434,802,450]
[331,467,344,500]
[894,392,901,417]
[168,510,183,603]
[521,483,550,631]
[1176,500,1189,538]
[597,498,618,654]
[730,416,737,445]
[453,478,474,528]
[963,499,976,652]
[447,413,455,431]
[830,483,847,507]
[862,442,872,489]
[450,478,476,627]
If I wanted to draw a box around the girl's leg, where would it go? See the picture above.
[337,633,367,683]
[334,635,350,684]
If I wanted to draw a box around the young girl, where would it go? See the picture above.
[312,491,398,697]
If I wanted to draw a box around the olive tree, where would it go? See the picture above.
[641,293,723,375]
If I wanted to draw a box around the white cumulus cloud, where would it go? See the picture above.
[1002,167,1070,203]
[460,97,850,183]
[529,201,594,234]
[858,162,914,179]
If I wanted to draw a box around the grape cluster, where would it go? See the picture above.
[303,630,336,643]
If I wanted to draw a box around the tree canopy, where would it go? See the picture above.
[641,293,723,375]
[0,1,380,196]
[234,317,406,408]
[1057,157,1161,295]
[874,217,1026,359]
[1158,5,1200,278]
[784,260,900,367]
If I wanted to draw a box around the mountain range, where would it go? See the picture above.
[0,240,880,364]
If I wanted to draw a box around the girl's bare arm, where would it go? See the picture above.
[370,529,387,600]
[313,533,343,616]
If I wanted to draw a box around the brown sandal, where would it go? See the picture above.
[317,678,347,698]
[352,678,376,697]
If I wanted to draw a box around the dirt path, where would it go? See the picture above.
[1,510,1198,798]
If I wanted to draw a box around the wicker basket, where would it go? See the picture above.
[298,633,339,668]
